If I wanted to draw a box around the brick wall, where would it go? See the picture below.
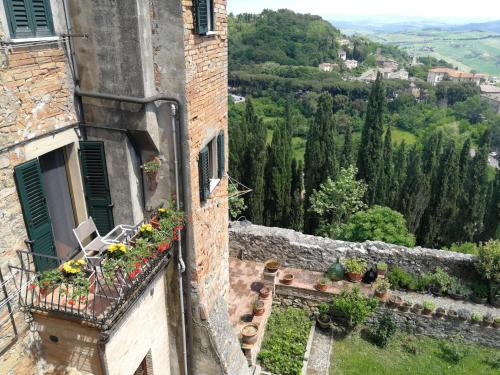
[182,0,229,310]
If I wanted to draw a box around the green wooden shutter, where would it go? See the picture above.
[217,132,225,178]
[198,147,210,201]
[4,0,53,38]
[196,0,209,34]
[79,141,114,234]
[14,159,57,271]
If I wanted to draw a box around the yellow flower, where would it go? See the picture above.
[140,224,153,233]
[158,208,167,214]
[108,243,127,253]
[77,259,86,266]
[63,261,81,274]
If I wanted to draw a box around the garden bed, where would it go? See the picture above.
[330,331,500,375]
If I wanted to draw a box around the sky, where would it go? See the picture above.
[227,0,500,23]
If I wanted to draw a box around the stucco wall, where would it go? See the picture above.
[229,223,479,281]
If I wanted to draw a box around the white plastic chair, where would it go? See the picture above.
[73,217,107,266]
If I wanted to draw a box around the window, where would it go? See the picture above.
[198,132,225,202]
[195,0,215,35]
[3,0,54,39]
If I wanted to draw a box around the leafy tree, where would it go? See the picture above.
[357,72,385,205]
[453,96,492,124]
[228,183,247,220]
[244,99,267,224]
[288,159,304,231]
[309,166,367,238]
[341,205,416,247]
[304,92,338,232]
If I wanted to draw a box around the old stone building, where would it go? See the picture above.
[0,0,248,374]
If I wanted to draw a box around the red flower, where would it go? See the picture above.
[134,262,142,269]
[68,299,75,306]
[158,241,170,253]
[79,296,86,303]
[142,257,149,264]
[28,284,36,290]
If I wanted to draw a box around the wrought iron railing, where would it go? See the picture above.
[16,248,172,330]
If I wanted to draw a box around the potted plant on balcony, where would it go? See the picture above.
[264,260,280,274]
[422,300,435,316]
[344,258,367,283]
[259,286,271,299]
[317,302,332,330]
[316,277,329,292]
[374,279,391,302]
[253,300,265,316]
[143,157,161,190]
[282,273,294,285]
[241,323,259,344]
[60,259,92,306]
[376,262,388,278]
[32,268,62,297]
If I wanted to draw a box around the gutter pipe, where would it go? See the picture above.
[74,86,190,375]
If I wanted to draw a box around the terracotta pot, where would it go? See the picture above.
[146,172,158,191]
[316,282,328,292]
[482,318,493,327]
[150,216,160,229]
[376,269,386,278]
[391,296,403,308]
[264,260,280,274]
[241,323,259,344]
[412,304,423,315]
[448,310,459,320]
[435,308,446,318]
[253,301,265,316]
[375,290,388,302]
[399,302,411,312]
[471,295,488,304]
[423,308,434,316]
[317,314,331,330]
[282,274,294,285]
[346,272,362,283]
[259,287,271,299]
[493,320,500,329]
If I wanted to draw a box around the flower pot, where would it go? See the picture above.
[493,320,500,329]
[375,290,389,302]
[253,301,265,316]
[150,216,160,229]
[282,274,294,285]
[264,260,280,274]
[412,304,423,315]
[399,302,411,312]
[317,314,331,330]
[241,323,259,344]
[423,308,434,316]
[448,310,458,320]
[376,269,386,278]
[316,282,328,292]
[146,172,158,191]
[259,286,271,299]
[471,295,488,304]
[435,308,446,318]
[346,272,362,283]
[482,318,493,327]
[449,292,465,301]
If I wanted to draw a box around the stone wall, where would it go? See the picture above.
[229,223,478,281]
[272,293,500,348]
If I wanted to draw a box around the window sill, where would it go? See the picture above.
[9,36,60,44]
[209,178,220,194]
[204,31,218,37]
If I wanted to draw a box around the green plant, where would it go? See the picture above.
[439,338,470,364]
[228,183,247,219]
[422,300,435,311]
[318,302,330,316]
[476,240,500,282]
[471,312,482,322]
[471,281,489,299]
[448,242,479,255]
[143,158,160,174]
[258,308,311,374]
[343,258,367,274]
[485,353,500,369]
[332,287,378,327]
[318,277,329,285]
[448,280,471,297]
[376,262,388,271]
[427,267,456,294]
[387,266,415,289]
[374,278,391,292]
[370,311,397,348]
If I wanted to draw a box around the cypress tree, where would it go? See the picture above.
[304,92,338,233]
[419,140,460,247]
[264,123,288,227]
[340,123,353,169]
[391,141,407,209]
[289,159,304,231]
[462,130,491,241]
[244,98,267,224]
[357,72,385,205]
[399,145,428,234]
[282,99,293,226]
[482,171,500,240]
[377,125,393,206]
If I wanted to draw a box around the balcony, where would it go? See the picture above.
[15,207,184,331]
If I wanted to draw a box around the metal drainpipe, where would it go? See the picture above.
[75,86,190,375]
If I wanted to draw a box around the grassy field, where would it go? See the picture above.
[367,29,500,75]
[331,331,499,375]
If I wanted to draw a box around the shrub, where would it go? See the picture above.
[376,262,388,271]
[333,287,378,327]
[422,300,435,311]
[439,339,470,364]
[471,280,489,299]
[471,312,482,322]
[370,311,397,348]
[448,280,471,297]
[343,258,367,274]
[318,302,330,316]
[427,267,456,294]
[476,240,500,282]
[258,308,311,374]
[485,353,500,369]
[402,337,418,355]
[457,308,471,321]
[374,278,391,292]
[447,242,479,255]
[387,267,416,289]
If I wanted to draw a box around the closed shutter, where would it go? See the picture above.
[79,141,114,234]
[14,159,57,271]
[195,0,209,34]
[4,0,53,38]
[217,132,225,178]
[198,147,210,201]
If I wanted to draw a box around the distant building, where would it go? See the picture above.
[480,85,500,114]
[376,57,398,71]
[338,50,347,61]
[427,68,485,86]
[319,63,339,72]
[230,94,246,103]
[344,59,358,70]
[387,69,409,80]
[359,68,409,82]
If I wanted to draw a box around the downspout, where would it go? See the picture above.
[97,333,111,375]
[74,86,191,375]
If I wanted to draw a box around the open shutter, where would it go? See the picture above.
[79,141,114,234]
[5,0,33,38]
[14,159,57,271]
[198,147,210,202]
[195,0,209,34]
[31,0,54,36]
[217,132,225,178]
